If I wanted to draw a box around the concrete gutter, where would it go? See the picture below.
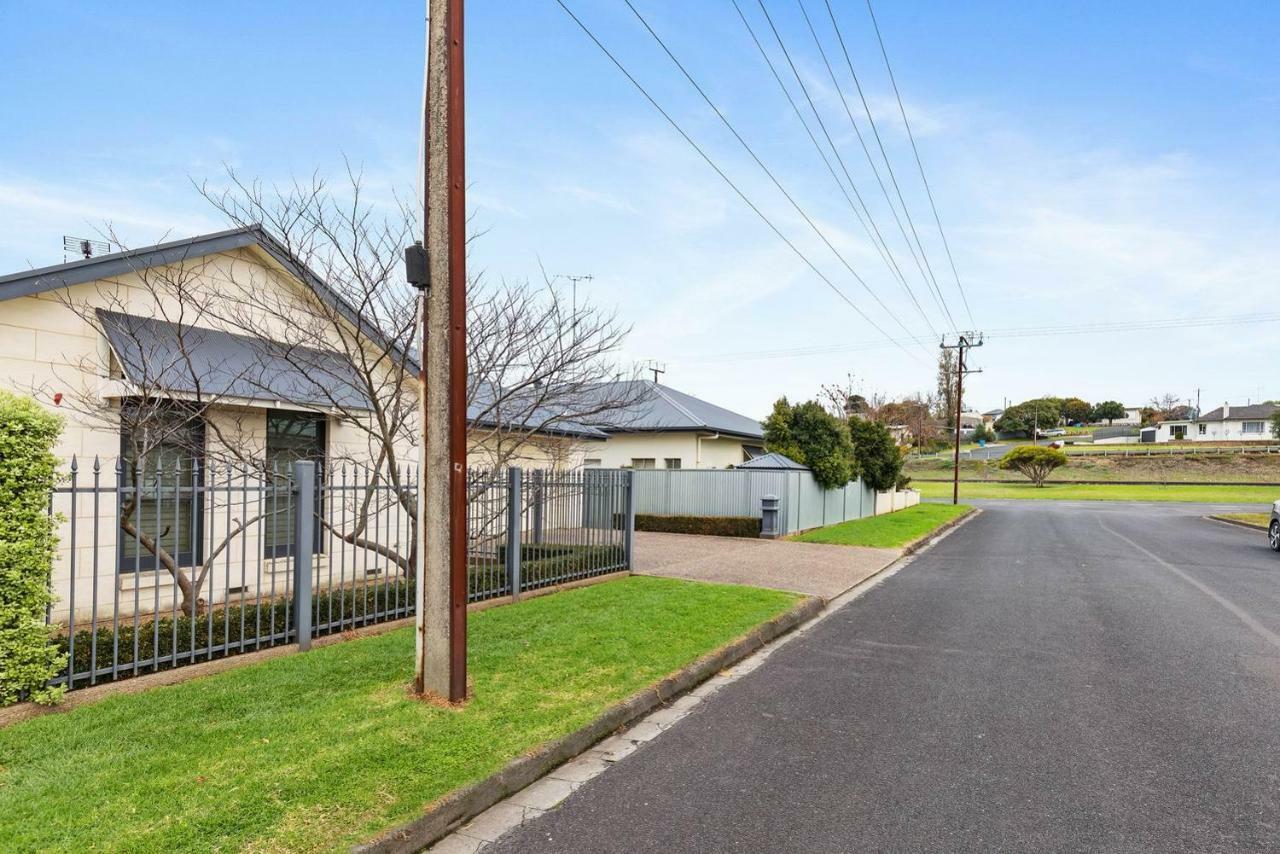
[354,595,823,854]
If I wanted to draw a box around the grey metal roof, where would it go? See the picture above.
[586,381,764,439]
[1198,403,1277,422]
[0,224,420,373]
[98,310,372,410]
[467,382,607,440]
[736,451,807,471]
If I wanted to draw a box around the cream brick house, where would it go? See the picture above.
[0,225,603,625]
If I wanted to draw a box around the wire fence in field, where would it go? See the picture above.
[44,459,633,693]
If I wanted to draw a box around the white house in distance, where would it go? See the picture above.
[583,380,764,469]
[1143,403,1278,443]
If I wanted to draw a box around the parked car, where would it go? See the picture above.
[1271,500,1280,552]
[1039,428,1066,438]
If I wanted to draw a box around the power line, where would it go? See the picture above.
[729,0,939,341]
[806,0,955,330]
[552,0,923,363]
[754,0,958,331]
[865,0,976,328]
[617,0,934,353]
[688,311,1280,363]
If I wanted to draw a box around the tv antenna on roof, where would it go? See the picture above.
[644,360,666,384]
[63,236,110,262]
[554,273,593,316]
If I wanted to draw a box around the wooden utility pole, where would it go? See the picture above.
[941,333,983,505]
[413,0,467,702]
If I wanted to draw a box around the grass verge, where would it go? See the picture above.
[1214,512,1271,529]
[789,503,972,548]
[915,480,1278,504]
[0,576,798,852]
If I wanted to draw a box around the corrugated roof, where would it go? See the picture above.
[98,310,372,410]
[467,382,607,440]
[736,451,807,470]
[1198,403,1278,422]
[586,380,763,439]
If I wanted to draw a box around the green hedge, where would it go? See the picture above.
[0,391,66,705]
[633,514,760,538]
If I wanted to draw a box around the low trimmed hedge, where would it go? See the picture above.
[57,578,413,688]
[0,391,67,705]
[634,514,760,538]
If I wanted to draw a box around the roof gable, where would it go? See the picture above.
[0,224,420,373]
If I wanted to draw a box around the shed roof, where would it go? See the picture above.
[736,451,807,471]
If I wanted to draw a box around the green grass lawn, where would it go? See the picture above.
[0,577,798,853]
[789,503,972,548]
[1215,512,1272,529]
[915,480,1278,504]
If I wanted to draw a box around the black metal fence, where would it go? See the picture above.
[44,459,634,692]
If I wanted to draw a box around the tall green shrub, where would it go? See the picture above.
[762,398,856,489]
[0,391,66,705]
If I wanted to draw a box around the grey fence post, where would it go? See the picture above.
[506,467,523,600]
[531,469,545,545]
[623,470,637,568]
[292,460,315,652]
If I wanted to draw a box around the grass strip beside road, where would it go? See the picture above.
[0,576,798,853]
[916,480,1278,504]
[1214,512,1271,529]
[790,503,972,549]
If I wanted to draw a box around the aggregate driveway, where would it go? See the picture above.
[490,501,1280,852]
[631,530,900,600]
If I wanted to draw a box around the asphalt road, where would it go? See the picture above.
[491,502,1280,853]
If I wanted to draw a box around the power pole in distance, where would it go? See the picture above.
[408,0,467,702]
[940,333,983,505]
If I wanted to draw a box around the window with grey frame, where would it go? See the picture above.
[119,407,205,573]
[263,411,327,558]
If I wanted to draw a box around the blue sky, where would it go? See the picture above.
[3,1,1279,418]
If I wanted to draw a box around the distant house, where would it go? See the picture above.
[1111,406,1143,426]
[583,381,764,469]
[981,408,1003,425]
[1148,403,1278,443]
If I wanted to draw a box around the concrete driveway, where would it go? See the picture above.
[632,531,900,600]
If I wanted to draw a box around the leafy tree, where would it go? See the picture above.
[848,417,903,492]
[971,422,994,443]
[994,398,1061,437]
[999,445,1068,487]
[1271,410,1280,440]
[1060,397,1092,424]
[763,398,856,489]
[1093,400,1127,424]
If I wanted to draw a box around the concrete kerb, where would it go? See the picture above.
[376,507,984,854]
[1205,514,1270,532]
[355,595,824,854]
[900,507,980,557]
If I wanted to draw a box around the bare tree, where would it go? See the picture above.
[44,167,647,610]
[935,349,958,426]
